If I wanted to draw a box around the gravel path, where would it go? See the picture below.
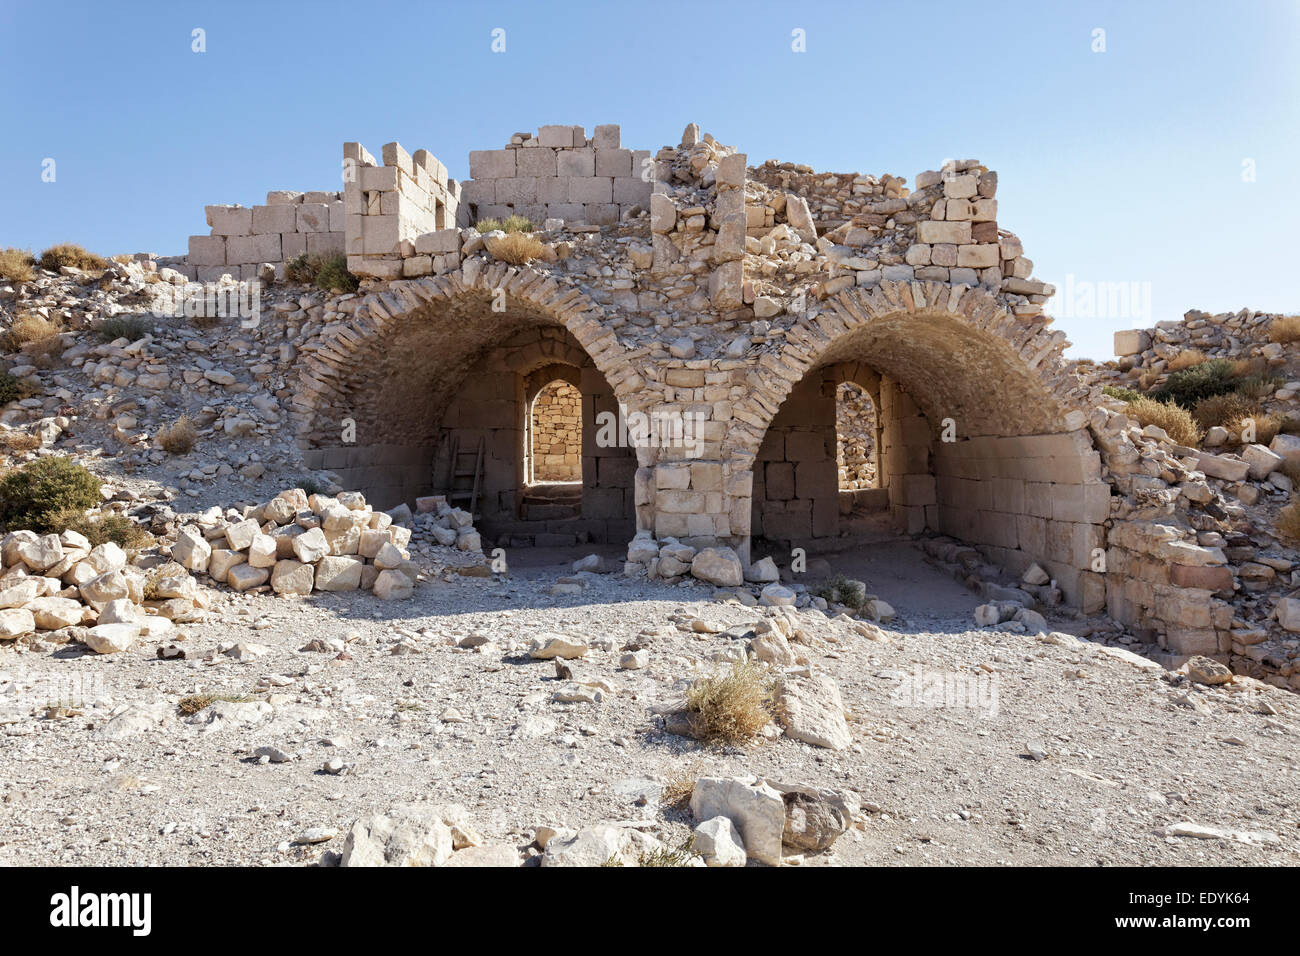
[1,544,1296,867]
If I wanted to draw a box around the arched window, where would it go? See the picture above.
[836,381,879,490]
[529,379,582,483]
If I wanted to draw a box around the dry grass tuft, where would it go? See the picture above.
[1193,392,1259,430]
[661,759,706,809]
[38,243,107,273]
[1128,396,1202,447]
[4,312,64,366]
[155,415,198,454]
[1222,413,1282,447]
[0,248,35,283]
[685,659,776,744]
[178,692,251,716]
[486,232,549,265]
[1268,315,1300,344]
[1166,348,1207,371]
[1278,498,1300,542]
[0,430,41,453]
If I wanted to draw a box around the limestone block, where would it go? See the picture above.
[956,244,999,268]
[469,150,516,179]
[595,148,633,178]
[513,147,555,178]
[917,220,971,244]
[592,124,620,149]
[252,204,297,234]
[943,174,979,199]
[613,177,652,205]
[188,235,226,266]
[207,205,252,235]
[227,233,281,265]
[297,203,331,232]
[557,149,595,178]
[537,125,576,148]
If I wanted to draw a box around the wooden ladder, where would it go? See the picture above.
[444,434,486,518]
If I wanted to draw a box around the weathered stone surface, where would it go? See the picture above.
[690,547,743,587]
[690,777,785,866]
[775,674,852,750]
[340,804,454,867]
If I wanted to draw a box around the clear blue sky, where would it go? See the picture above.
[2,0,1296,358]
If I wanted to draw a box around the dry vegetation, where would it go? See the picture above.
[0,248,35,283]
[0,430,41,453]
[155,415,198,454]
[684,659,776,744]
[1127,396,1202,446]
[1268,315,1300,344]
[1166,348,1207,371]
[38,243,107,273]
[486,232,550,265]
[1278,498,1300,543]
[3,312,64,365]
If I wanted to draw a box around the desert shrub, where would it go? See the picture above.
[0,372,38,405]
[285,253,318,284]
[155,415,198,454]
[486,232,549,265]
[46,508,153,549]
[0,248,35,283]
[1221,412,1282,447]
[38,243,107,272]
[0,456,102,533]
[1268,315,1300,344]
[815,573,867,611]
[1165,348,1206,371]
[292,475,327,497]
[475,215,533,234]
[1102,384,1142,403]
[1128,396,1202,446]
[1278,499,1300,543]
[1150,359,1239,408]
[0,430,41,452]
[1192,392,1260,430]
[3,313,64,366]
[685,659,776,744]
[313,254,358,294]
[1235,373,1283,402]
[98,314,151,342]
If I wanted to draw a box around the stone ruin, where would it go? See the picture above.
[155,122,1299,686]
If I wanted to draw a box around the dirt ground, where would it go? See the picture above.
[1,541,1296,867]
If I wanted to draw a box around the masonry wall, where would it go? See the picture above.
[932,430,1110,611]
[463,124,652,226]
[432,328,636,545]
[531,380,582,481]
[344,141,467,280]
[187,190,345,282]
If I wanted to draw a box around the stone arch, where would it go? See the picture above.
[287,265,643,533]
[733,280,1108,611]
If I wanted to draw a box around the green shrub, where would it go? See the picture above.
[814,573,867,611]
[293,475,327,497]
[0,372,38,405]
[98,315,151,342]
[1150,359,1239,408]
[38,243,107,272]
[313,254,359,294]
[285,253,318,284]
[1102,385,1141,403]
[0,457,102,533]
